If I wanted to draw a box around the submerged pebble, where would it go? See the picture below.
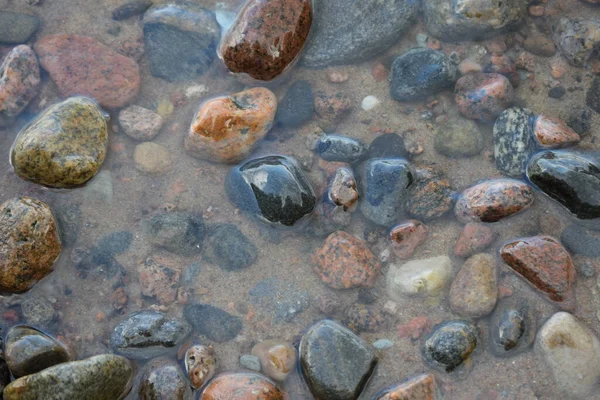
[489,298,535,357]
[449,253,498,318]
[422,320,478,373]
[138,357,192,400]
[201,372,284,400]
[184,303,242,343]
[405,165,455,221]
[493,107,535,177]
[275,80,313,127]
[144,212,205,256]
[552,17,600,67]
[376,373,440,400]
[118,105,163,141]
[0,12,40,44]
[316,134,367,163]
[388,220,429,260]
[251,340,296,381]
[455,73,514,122]
[0,45,40,127]
[185,345,217,390]
[386,256,453,300]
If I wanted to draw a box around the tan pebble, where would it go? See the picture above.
[251,340,297,381]
[326,69,349,83]
[134,142,172,175]
[529,5,545,16]
[186,345,217,389]
[458,59,482,75]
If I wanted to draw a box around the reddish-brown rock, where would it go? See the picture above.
[201,372,284,400]
[454,179,534,223]
[0,197,61,293]
[455,73,514,122]
[185,87,277,163]
[533,115,580,148]
[314,89,352,131]
[388,220,429,259]
[35,34,140,109]
[501,235,576,310]
[137,256,180,304]
[376,373,439,400]
[0,45,40,126]
[344,304,385,333]
[312,231,381,289]
[329,167,359,212]
[219,0,312,81]
[454,223,496,257]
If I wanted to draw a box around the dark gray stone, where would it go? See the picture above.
[562,224,600,257]
[207,224,257,271]
[92,231,133,265]
[316,134,367,163]
[390,48,457,102]
[180,263,201,285]
[301,0,419,67]
[144,212,205,256]
[110,311,191,359]
[527,150,600,220]
[567,107,592,136]
[300,320,377,400]
[587,78,600,113]
[368,133,409,159]
[275,80,314,127]
[226,155,316,227]
[493,107,535,177]
[249,278,310,322]
[489,299,535,357]
[112,0,152,20]
[424,0,526,42]
[360,158,414,226]
[549,86,566,99]
[20,297,57,327]
[53,203,82,248]
[5,325,70,378]
[553,17,600,67]
[143,3,220,81]
[422,320,478,373]
[184,304,242,343]
[0,12,40,44]
[137,357,192,400]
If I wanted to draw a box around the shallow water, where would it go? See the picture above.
[2,0,600,399]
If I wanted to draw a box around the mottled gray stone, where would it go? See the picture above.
[137,357,192,400]
[553,17,600,67]
[0,12,40,44]
[493,107,535,177]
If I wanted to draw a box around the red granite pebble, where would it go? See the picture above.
[397,316,431,340]
[501,235,576,310]
[454,223,497,257]
[455,73,514,122]
[376,373,439,400]
[388,220,429,259]
[312,231,381,289]
[201,372,284,400]
[533,115,580,148]
[0,45,40,126]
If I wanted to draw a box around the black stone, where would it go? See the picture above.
[226,155,316,227]
[422,321,477,373]
[137,357,192,399]
[567,107,592,136]
[587,77,600,113]
[207,224,257,271]
[548,86,566,99]
[184,304,242,343]
[275,80,314,127]
[357,288,377,305]
[316,134,368,163]
[112,0,152,20]
[390,48,457,101]
[562,224,600,257]
[368,133,409,159]
[92,231,133,265]
[143,3,219,81]
[360,158,414,226]
[110,311,191,360]
[301,0,419,67]
[527,150,600,220]
[489,299,535,357]
[300,320,377,400]
[144,212,205,256]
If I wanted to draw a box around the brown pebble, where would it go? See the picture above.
[326,69,349,83]
[388,220,428,260]
[454,223,496,258]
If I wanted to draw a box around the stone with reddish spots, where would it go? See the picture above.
[329,167,359,212]
[201,372,284,400]
[454,179,534,223]
[220,0,312,81]
[533,115,580,148]
[454,223,496,257]
[312,231,381,289]
[449,253,498,317]
[34,34,140,109]
[0,45,40,126]
[344,304,385,333]
[137,256,181,304]
[501,235,576,310]
[482,53,519,86]
[455,73,514,122]
[314,89,352,132]
[405,165,455,221]
[185,87,277,163]
[397,317,431,340]
[376,373,440,400]
[388,220,428,259]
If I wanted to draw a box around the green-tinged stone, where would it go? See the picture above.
[10,96,108,188]
[3,354,132,400]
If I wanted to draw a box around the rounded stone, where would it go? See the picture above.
[562,224,600,257]
[587,77,600,113]
[532,115,580,149]
[34,34,140,109]
[251,340,296,381]
[455,73,514,122]
[206,224,257,271]
[489,298,535,357]
[405,165,455,221]
[388,220,429,260]
[275,80,313,127]
[138,357,192,400]
[185,87,277,163]
[389,48,457,102]
[523,35,557,57]
[134,142,172,175]
[329,167,359,212]
[343,304,386,333]
[185,345,217,389]
[552,17,600,67]
[449,253,498,318]
[454,179,535,223]
[316,134,367,163]
[424,0,526,42]
[493,107,535,177]
[312,230,381,289]
[386,256,453,300]
[527,150,600,221]
[368,133,409,159]
[184,303,242,343]
[454,223,496,258]
[567,107,592,136]
[201,372,284,400]
[219,0,312,81]
[0,45,40,127]
[118,105,164,141]
[144,212,205,256]
[434,117,483,158]
[0,12,40,44]
[375,373,440,400]
[226,155,316,227]
[422,321,478,373]
[3,354,133,400]
[0,197,61,294]
[10,97,108,188]
[5,325,70,378]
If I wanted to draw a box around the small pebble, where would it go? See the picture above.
[548,86,566,99]
[372,339,393,350]
[240,354,261,371]
[361,95,380,111]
